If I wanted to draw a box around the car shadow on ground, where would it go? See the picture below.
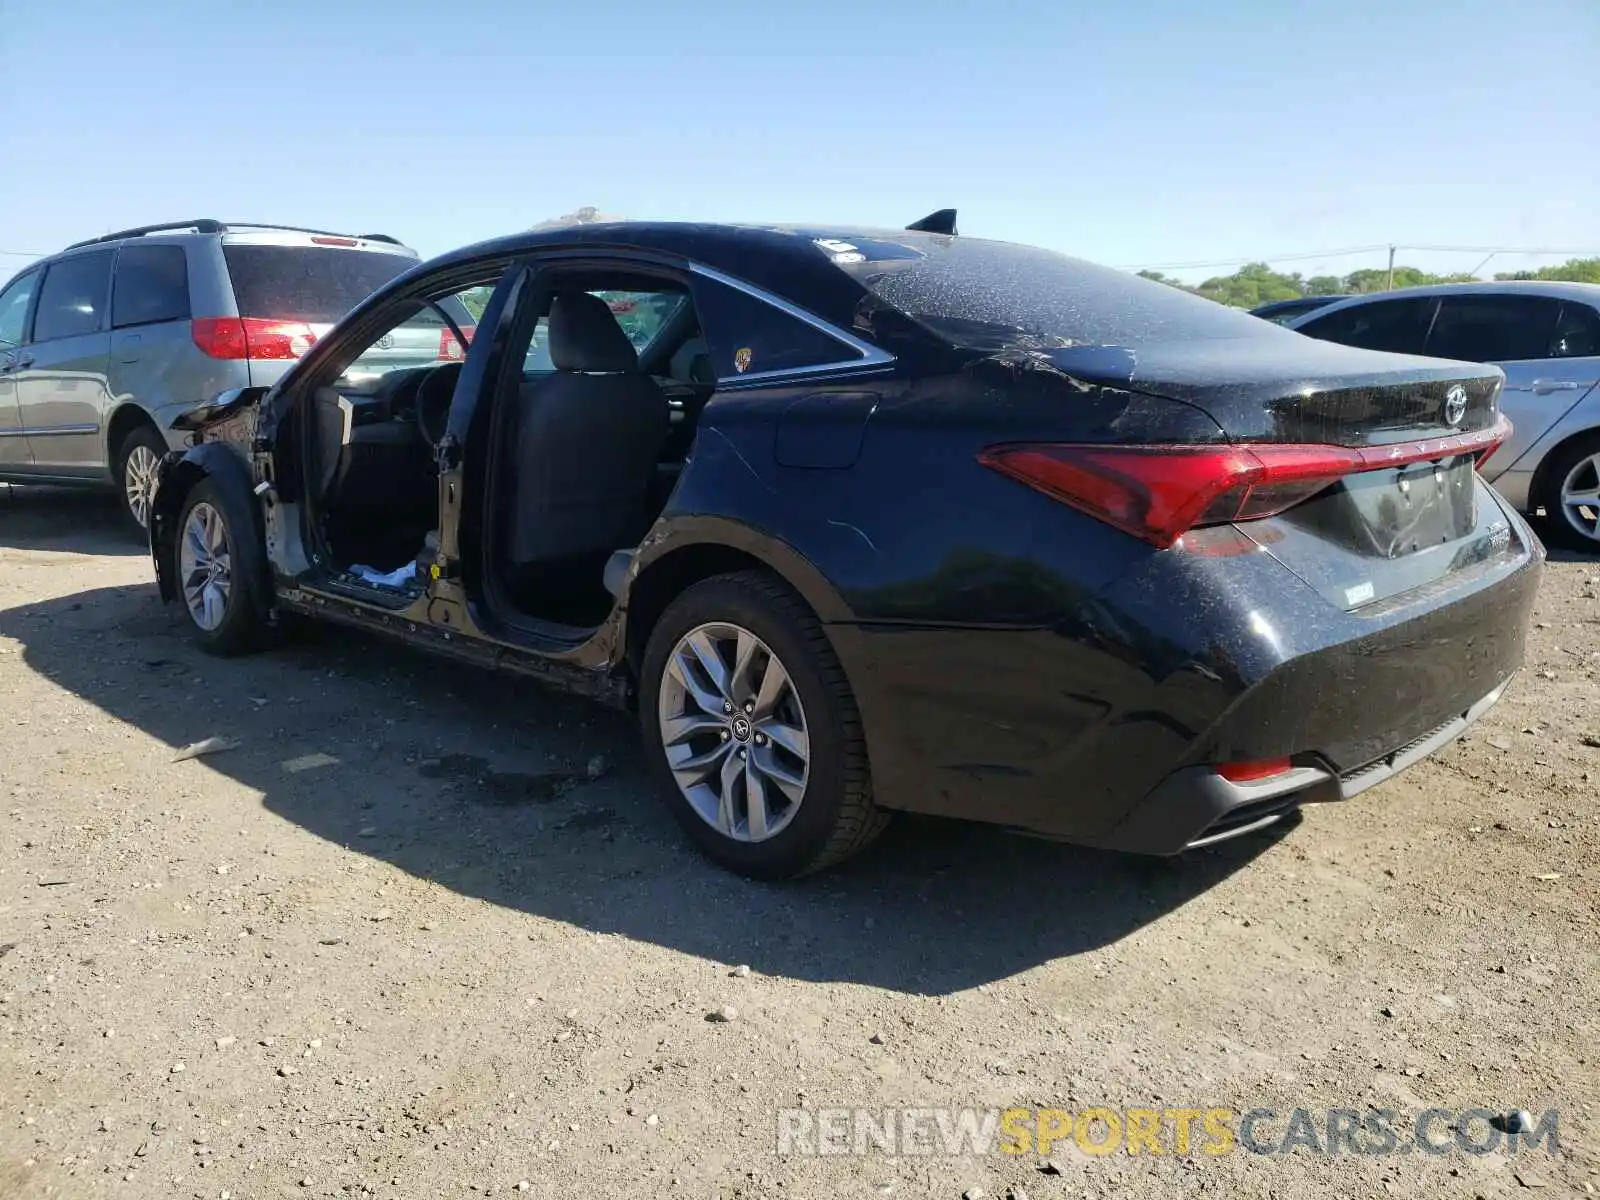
[0,575,1294,995]
[0,485,143,557]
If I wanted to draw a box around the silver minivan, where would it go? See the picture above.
[1291,281,1600,550]
[0,221,436,531]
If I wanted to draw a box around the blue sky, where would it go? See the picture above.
[1,0,1596,284]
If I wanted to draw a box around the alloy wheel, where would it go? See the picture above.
[1559,451,1600,544]
[123,444,161,530]
[656,621,811,842]
[179,502,233,632]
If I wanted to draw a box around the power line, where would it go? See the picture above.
[0,249,48,259]
[1402,244,1600,255]
[1122,243,1600,273]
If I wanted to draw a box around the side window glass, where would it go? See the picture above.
[1295,306,1358,342]
[690,276,864,379]
[0,270,38,347]
[523,289,685,374]
[33,251,114,341]
[112,245,191,328]
[1425,296,1560,363]
[1300,299,1435,354]
[598,290,684,353]
[340,286,484,382]
[1342,298,1435,354]
[1552,302,1600,359]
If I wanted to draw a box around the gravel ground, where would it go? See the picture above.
[1,486,1596,1200]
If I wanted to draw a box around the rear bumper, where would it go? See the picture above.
[1087,676,1510,854]
[830,494,1542,850]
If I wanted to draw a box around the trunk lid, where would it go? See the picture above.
[1037,335,1503,447]
[1037,337,1517,611]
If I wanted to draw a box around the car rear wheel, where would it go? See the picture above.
[640,570,887,879]
[1538,433,1600,552]
[176,479,268,655]
[116,424,168,535]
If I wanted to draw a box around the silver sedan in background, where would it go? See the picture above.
[1291,281,1600,550]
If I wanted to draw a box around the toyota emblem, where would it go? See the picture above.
[1443,384,1468,427]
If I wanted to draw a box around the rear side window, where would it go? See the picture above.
[1425,295,1560,363]
[33,251,114,341]
[222,246,416,322]
[1553,302,1600,358]
[0,270,38,347]
[1298,298,1435,355]
[112,245,191,328]
[691,276,862,379]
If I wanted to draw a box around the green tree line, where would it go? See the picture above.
[1138,257,1600,309]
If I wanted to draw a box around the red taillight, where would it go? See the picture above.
[191,318,318,361]
[438,324,475,361]
[1217,758,1294,783]
[310,235,359,246]
[979,415,1512,549]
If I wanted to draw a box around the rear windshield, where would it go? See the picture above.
[833,234,1268,351]
[222,245,415,322]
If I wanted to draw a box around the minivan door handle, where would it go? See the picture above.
[1531,379,1582,394]
[8,352,33,370]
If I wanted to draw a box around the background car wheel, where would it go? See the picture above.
[1536,433,1600,553]
[175,479,268,656]
[116,423,168,536]
[640,570,888,879]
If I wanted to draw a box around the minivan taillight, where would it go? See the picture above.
[979,415,1511,549]
[438,325,475,361]
[191,318,318,360]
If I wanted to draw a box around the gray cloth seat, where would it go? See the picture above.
[508,292,670,566]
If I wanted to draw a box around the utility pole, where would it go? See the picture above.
[1386,244,1396,291]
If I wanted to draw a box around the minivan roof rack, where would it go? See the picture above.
[64,220,405,251]
[220,223,405,245]
[65,219,226,250]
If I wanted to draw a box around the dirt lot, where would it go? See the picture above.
[0,485,1596,1200]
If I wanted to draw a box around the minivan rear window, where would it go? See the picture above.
[222,246,416,323]
[833,234,1268,351]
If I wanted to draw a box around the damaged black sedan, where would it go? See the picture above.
[149,213,1542,878]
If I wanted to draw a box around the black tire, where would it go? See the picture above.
[114,422,169,537]
[639,570,888,879]
[174,478,269,656]
[1534,432,1600,553]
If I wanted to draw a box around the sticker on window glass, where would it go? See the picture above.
[733,347,753,373]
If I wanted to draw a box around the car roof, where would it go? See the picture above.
[1289,278,1600,325]
[1252,295,1349,313]
[425,221,965,332]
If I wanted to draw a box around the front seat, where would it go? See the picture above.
[508,291,671,567]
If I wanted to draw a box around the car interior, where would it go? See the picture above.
[304,272,716,630]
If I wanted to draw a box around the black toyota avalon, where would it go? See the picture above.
[148,211,1542,878]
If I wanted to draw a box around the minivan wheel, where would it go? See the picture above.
[1537,433,1600,552]
[640,570,888,879]
[116,424,168,535]
[175,480,267,655]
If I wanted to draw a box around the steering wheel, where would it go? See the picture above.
[413,363,460,447]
